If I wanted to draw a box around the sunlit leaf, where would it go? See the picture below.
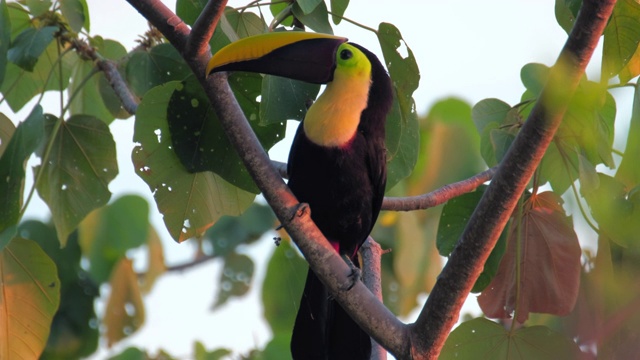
[60,0,90,33]
[292,1,333,35]
[616,82,640,188]
[212,252,254,309]
[0,0,11,86]
[0,106,44,234]
[139,226,165,294]
[260,74,320,125]
[167,74,284,193]
[330,0,349,24]
[441,318,581,359]
[0,237,60,360]
[126,43,190,98]
[602,0,640,79]
[36,114,118,246]
[133,82,255,242]
[78,195,149,284]
[0,42,72,112]
[437,186,507,293]
[20,220,100,359]
[104,258,145,347]
[262,240,306,334]
[478,192,581,323]
[7,26,57,71]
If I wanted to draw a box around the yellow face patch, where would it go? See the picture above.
[303,43,372,147]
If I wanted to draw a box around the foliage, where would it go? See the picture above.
[0,0,638,359]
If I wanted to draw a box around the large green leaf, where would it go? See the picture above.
[0,107,44,235]
[0,41,72,112]
[538,138,579,194]
[60,0,89,33]
[602,0,640,79]
[19,220,99,360]
[125,43,191,98]
[67,39,126,124]
[225,7,267,39]
[78,195,149,284]
[167,74,284,193]
[292,1,333,35]
[262,240,307,334]
[7,3,30,40]
[36,114,118,246]
[437,186,507,293]
[297,0,322,14]
[260,74,320,126]
[7,26,57,71]
[471,98,511,135]
[0,0,11,86]
[0,237,60,360]
[133,82,255,242]
[377,22,420,188]
[441,318,581,359]
[330,0,349,24]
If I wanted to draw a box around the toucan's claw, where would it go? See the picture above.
[339,253,361,291]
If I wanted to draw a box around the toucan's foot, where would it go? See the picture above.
[339,253,361,291]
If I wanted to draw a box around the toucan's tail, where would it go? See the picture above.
[291,268,371,360]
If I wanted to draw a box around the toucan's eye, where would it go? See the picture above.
[340,49,353,60]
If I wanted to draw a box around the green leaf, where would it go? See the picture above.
[225,8,267,38]
[538,139,579,195]
[471,98,511,134]
[78,195,149,284]
[7,26,57,71]
[25,0,51,16]
[330,0,349,24]
[616,82,640,188]
[68,39,126,123]
[0,0,11,86]
[0,237,60,360]
[213,252,255,309]
[385,96,419,190]
[0,106,44,234]
[194,341,231,360]
[205,203,275,257]
[133,82,255,242]
[270,2,293,27]
[297,0,322,14]
[260,75,320,125]
[441,318,581,359]
[98,73,131,119]
[175,0,208,26]
[7,3,30,40]
[490,127,516,164]
[554,0,582,34]
[603,0,640,79]
[60,0,89,33]
[1,41,72,112]
[437,186,507,293]
[19,220,100,360]
[108,347,147,360]
[167,74,284,193]
[292,1,333,35]
[520,63,549,96]
[36,114,118,246]
[126,43,191,98]
[578,152,599,192]
[262,240,307,334]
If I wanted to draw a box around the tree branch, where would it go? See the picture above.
[381,167,497,211]
[184,0,228,60]
[125,0,410,357]
[361,237,387,360]
[410,1,617,358]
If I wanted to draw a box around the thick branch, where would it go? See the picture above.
[382,167,496,211]
[126,0,410,357]
[184,0,228,59]
[361,237,387,360]
[411,1,617,358]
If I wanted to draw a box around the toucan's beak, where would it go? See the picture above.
[206,32,348,84]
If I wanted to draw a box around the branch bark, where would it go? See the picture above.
[410,1,617,358]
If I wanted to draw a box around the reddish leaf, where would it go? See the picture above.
[478,192,581,323]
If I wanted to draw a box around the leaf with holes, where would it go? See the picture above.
[0,107,44,235]
[133,82,255,242]
[0,237,60,360]
[104,258,145,347]
[478,192,581,323]
[440,318,581,359]
[35,114,118,246]
[126,43,191,98]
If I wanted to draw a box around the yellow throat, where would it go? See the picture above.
[303,43,372,147]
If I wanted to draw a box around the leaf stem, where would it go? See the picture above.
[326,10,378,33]
[60,67,100,118]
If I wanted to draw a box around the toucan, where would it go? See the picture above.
[207,32,393,360]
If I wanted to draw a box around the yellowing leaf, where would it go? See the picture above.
[139,226,165,294]
[478,192,581,323]
[0,238,60,359]
[104,258,145,347]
